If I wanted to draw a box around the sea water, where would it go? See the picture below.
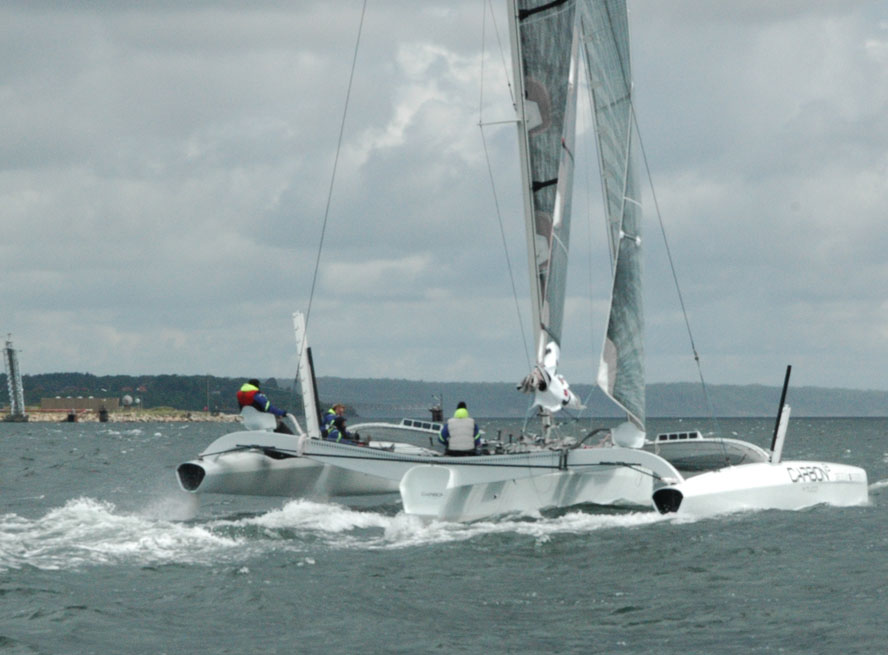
[1,418,885,654]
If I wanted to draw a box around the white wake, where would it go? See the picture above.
[0,496,675,571]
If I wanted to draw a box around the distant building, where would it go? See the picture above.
[41,397,120,412]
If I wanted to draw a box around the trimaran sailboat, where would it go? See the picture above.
[178,0,868,519]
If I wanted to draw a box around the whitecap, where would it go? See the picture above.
[374,508,672,549]
[0,497,243,572]
[206,499,673,551]
[239,498,392,532]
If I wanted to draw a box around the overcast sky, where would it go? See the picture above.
[2,1,887,392]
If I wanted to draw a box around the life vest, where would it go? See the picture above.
[237,383,260,408]
[445,417,477,452]
[324,409,349,441]
[322,409,337,437]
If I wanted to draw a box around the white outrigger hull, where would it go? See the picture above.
[652,460,869,516]
[651,375,869,517]
[176,430,427,498]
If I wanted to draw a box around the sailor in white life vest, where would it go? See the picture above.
[438,401,481,456]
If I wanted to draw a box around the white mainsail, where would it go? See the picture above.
[512,0,583,413]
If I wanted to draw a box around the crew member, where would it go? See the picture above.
[438,401,480,456]
[237,379,292,433]
[323,403,362,445]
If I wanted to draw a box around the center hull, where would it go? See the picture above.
[302,441,683,521]
[400,464,651,521]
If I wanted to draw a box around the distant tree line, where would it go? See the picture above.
[3,372,295,414]
[4,372,887,417]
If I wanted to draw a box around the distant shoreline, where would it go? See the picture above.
[8,373,888,418]
[18,410,241,423]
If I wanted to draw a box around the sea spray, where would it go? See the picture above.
[0,497,243,571]
[138,490,201,522]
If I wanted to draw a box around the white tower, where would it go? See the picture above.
[3,334,28,421]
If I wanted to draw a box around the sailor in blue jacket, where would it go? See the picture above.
[323,403,361,444]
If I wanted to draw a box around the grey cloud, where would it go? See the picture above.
[1,1,886,391]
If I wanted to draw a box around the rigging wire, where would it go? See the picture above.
[630,106,724,444]
[485,0,516,109]
[585,4,723,449]
[292,0,369,407]
[479,0,532,371]
[305,0,369,336]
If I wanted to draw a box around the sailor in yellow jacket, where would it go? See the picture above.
[438,401,480,455]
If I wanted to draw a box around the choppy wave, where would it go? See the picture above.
[0,497,243,571]
[2,483,881,573]
[870,478,888,492]
[0,496,671,571]
[215,499,672,549]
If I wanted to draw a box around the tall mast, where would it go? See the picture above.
[507,0,545,364]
